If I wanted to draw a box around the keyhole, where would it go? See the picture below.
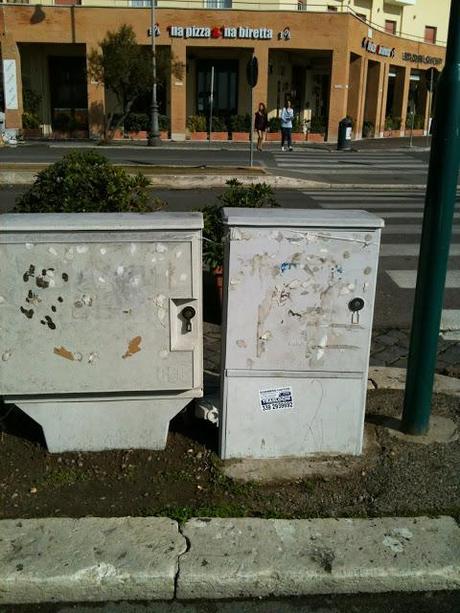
[181,306,196,333]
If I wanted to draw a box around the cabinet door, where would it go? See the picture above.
[224,226,380,373]
[0,231,202,395]
[221,375,365,458]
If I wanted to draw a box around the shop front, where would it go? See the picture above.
[0,6,446,142]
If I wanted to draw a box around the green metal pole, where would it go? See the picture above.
[402,0,460,435]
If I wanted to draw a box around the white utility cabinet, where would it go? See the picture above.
[219,208,384,459]
[0,213,203,452]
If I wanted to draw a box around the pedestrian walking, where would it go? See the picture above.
[280,100,294,151]
[254,102,268,151]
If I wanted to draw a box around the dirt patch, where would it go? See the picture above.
[0,164,266,176]
[0,390,458,521]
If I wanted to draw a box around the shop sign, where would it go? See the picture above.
[147,24,160,37]
[361,37,395,58]
[402,52,442,66]
[2,60,18,110]
[168,25,273,40]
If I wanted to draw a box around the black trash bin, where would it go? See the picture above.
[337,117,353,151]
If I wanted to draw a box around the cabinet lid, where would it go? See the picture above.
[0,212,203,233]
[223,208,384,229]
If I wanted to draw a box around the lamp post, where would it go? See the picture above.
[148,0,161,146]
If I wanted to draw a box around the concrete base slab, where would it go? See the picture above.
[383,415,459,445]
[221,423,379,483]
[10,396,195,452]
[0,517,186,604]
[368,367,460,397]
[178,516,460,599]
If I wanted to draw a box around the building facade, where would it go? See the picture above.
[0,0,449,142]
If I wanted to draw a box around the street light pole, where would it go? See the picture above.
[401,0,460,435]
[148,0,161,146]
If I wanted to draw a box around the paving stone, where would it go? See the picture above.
[370,345,407,365]
[0,517,186,604]
[437,343,460,367]
[177,517,460,599]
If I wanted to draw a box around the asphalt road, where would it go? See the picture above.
[2,186,459,331]
[0,143,433,185]
[1,592,459,613]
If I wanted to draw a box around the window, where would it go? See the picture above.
[425,26,437,44]
[385,20,397,35]
[327,5,338,11]
[205,0,231,7]
[197,60,238,116]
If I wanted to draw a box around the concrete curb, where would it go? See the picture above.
[0,516,458,604]
[178,517,460,599]
[0,169,427,190]
[0,517,186,604]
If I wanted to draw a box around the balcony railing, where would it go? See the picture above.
[0,0,446,46]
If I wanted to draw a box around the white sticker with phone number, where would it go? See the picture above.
[259,387,294,412]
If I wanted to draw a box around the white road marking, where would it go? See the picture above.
[380,212,460,219]
[317,203,426,209]
[387,270,460,289]
[380,244,460,257]
[384,225,460,234]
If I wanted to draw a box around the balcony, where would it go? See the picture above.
[384,0,416,6]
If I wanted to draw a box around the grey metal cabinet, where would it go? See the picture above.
[219,208,384,459]
[0,213,203,452]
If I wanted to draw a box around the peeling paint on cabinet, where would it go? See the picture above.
[220,208,384,460]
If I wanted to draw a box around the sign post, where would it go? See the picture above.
[246,56,258,167]
[209,65,215,146]
[425,67,438,147]
[402,0,460,435]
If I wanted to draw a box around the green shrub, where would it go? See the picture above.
[406,113,425,130]
[22,112,41,130]
[14,150,159,214]
[23,89,42,116]
[187,114,207,132]
[124,113,170,132]
[363,120,375,137]
[210,115,227,132]
[385,115,401,131]
[125,112,149,132]
[268,116,281,132]
[158,114,170,131]
[292,115,305,133]
[229,114,251,132]
[309,116,326,134]
[199,179,279,269]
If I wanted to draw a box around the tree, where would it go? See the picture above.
[88,24,184,137]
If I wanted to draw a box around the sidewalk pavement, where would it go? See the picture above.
[19,135,431,152]
[0,516,458,604]
[204,323,460,378]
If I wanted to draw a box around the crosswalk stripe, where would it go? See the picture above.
[275,167,428,174]
[380,244,460,257]
[387,270,460,288]
[340,211,460,219]
[384,225,460,234]
[318,203,426,210]
[275,162,426,168]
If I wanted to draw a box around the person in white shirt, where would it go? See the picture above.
[280,100,294,151]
